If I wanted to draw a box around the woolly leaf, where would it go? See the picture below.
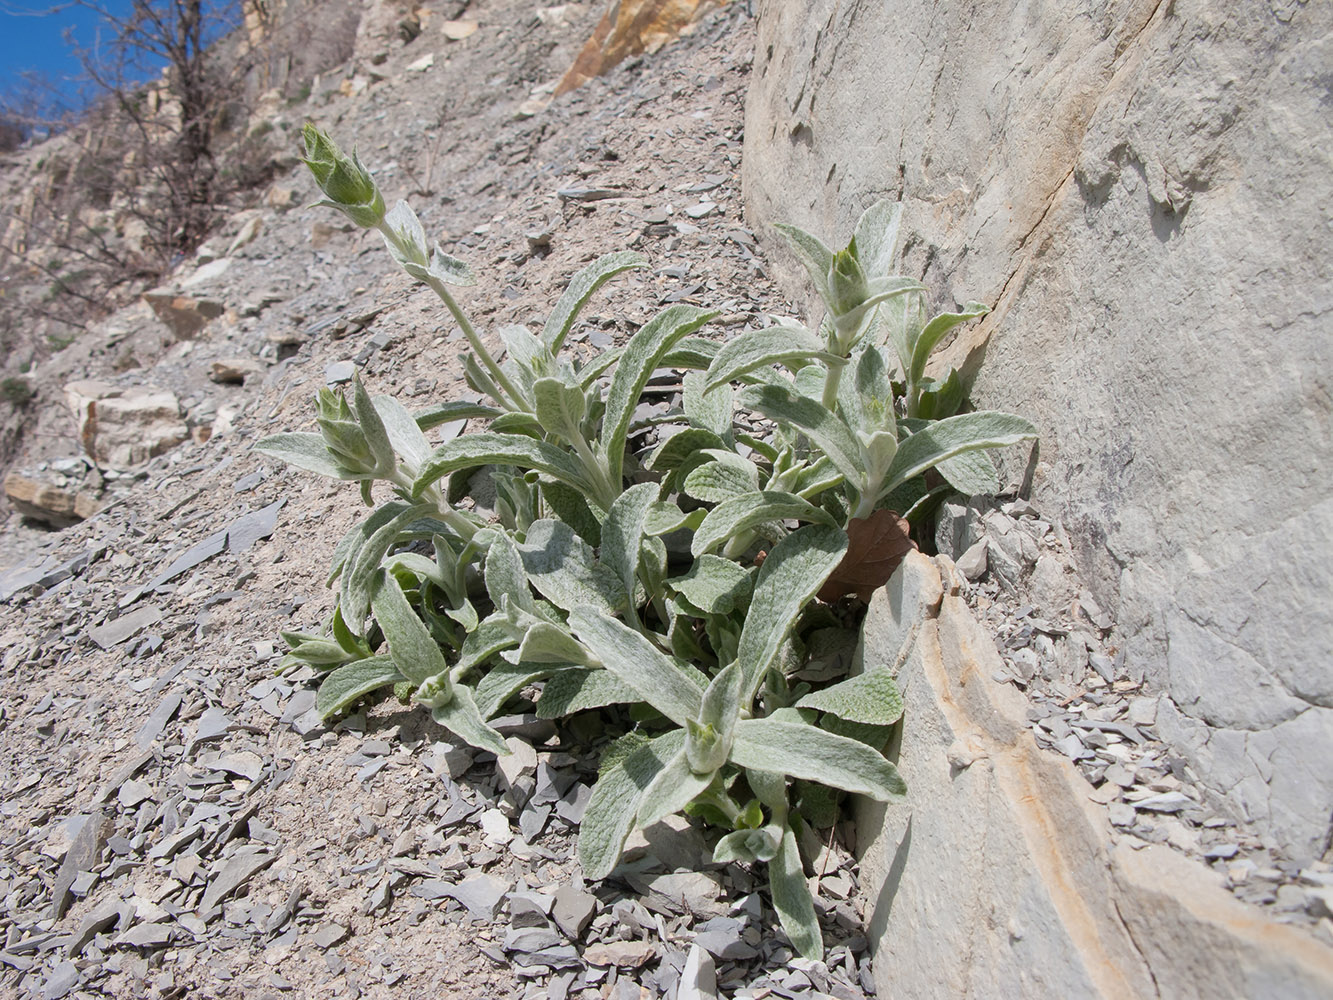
[579,730,685,878]
[536,668,639,718]
[737,524,847,702]
[731,719,906,800]
[518,520,624,613]
[665,555,753,616]
[254,432,358,481]
[370,571,448,686]
[795,670,904,726]
[881,411,1037,496]
[770,824,822,960]
[430,685,508,756]
[692,491,837,557]
[566,605,706,727]
[703,324,839,392]
[602,305,717,487]
[542,251,647,352]
[316,656,403,719]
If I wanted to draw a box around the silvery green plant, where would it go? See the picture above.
[692,201,1037,529]
[256,128,1036,959]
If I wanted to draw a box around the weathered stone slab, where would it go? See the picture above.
[64,381,189,468]
[141,288,225,338]
[3,472,100,528]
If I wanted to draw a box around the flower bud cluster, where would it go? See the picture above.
[302,124,386,229]
[316,387,381,477]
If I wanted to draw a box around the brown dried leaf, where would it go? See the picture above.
[817,509,916,603]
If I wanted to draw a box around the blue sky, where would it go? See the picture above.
[1,2,167,115]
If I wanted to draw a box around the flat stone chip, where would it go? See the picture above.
[199,850,275,913]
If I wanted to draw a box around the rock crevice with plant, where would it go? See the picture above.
[257,125,1036,958]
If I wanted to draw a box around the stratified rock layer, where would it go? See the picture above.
[857,553,1333,999]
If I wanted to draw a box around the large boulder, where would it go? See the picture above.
[64,380,189,468]
[743,0,1333,860]
[3,471,101,528]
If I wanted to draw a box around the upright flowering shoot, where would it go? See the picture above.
[302,123,386,229]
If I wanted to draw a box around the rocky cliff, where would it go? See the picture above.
[743,0,1333,862]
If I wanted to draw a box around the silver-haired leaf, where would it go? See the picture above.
[316,656,403,719]
[532,377,588,447]
[518,520,625,613]
[692,491,838,558]
[370,572,448,686]
[795,670,904,726]
[637,747,715,827]
[935,447,998,495]
[909,303,988,385]
[645,428,727,474]
[602,482,660,608]
[462,352,508,408]
[578,730,684,878]
[381,200,429,271]
[838,346,896,440]
[851,199,903,278]
[255,432,359,481]
[712,824,781,865]
[603,304,718,487]
[454,615,522,677]
[738,383,864,486]
[665,554,753,616]
[475,662,561,719]
[426,243,476,286]
[773,222,834,303]
[542,251,648,352]
[515,622,595,666]
[703,324,840,393]
[682,453,760,505]
[414,399,501,431]
[737,525,848,702]
[731,719,906,800]
[536,668,638,718]
[566,605,706,727]
[431,685,509,756]
[372,394,431,472]
[682,370,733,439]
[540,480,603,547]
[770,823,822,960]
[350,376,395,476]
[341,502,440,629]
[484,530,533,615]
[660,335,722,371]
[692,662,742,764]
[414,432,593,498]
[881,411,1037,497]
[643,501,704,538]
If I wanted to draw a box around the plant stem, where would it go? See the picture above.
[568,434,619,511]
[821,360,844,412]
[423,274,528,410]
[390,468,480,543]
[701,784,745,827]
[373,219,527,410]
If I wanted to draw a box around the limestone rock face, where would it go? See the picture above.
[743,0,1333,859]
[64,380,189,468]
[856,556,1333,999]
